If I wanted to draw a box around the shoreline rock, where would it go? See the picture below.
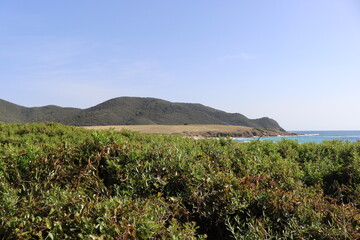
[182,129,298,138]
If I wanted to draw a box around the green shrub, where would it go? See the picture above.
[0,123,359,239]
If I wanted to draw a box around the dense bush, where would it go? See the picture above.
[0,122,359,239]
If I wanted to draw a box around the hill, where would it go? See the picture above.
[0,97,285,131]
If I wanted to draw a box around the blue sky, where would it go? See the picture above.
[1,0,360,130]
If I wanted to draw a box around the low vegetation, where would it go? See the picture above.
[0,122,359,239]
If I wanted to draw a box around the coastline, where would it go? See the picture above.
[83,124,298,138]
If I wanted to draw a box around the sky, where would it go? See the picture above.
[1,0,360,130]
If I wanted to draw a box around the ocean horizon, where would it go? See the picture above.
[233,130,360,144]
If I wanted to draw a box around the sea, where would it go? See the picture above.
[233,131,360,144]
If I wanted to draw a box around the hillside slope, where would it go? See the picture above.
[0,99,81,123]
[0,97,285,131]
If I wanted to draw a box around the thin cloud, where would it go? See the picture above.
[12,57,176,108]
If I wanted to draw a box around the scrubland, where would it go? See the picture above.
[0,122,359,239]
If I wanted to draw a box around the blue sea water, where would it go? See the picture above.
[233,131,360,144]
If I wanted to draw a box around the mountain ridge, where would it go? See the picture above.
[0,97,285,131]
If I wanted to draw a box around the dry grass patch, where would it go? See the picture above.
[83,124,291,138]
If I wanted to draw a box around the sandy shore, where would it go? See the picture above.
[83,124,298,138]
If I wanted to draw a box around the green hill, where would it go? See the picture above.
[0,99,80,123]
[0,97,285,131]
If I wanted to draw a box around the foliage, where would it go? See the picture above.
[0,122,359,239]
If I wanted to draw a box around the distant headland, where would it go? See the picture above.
[0,97,292,137]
